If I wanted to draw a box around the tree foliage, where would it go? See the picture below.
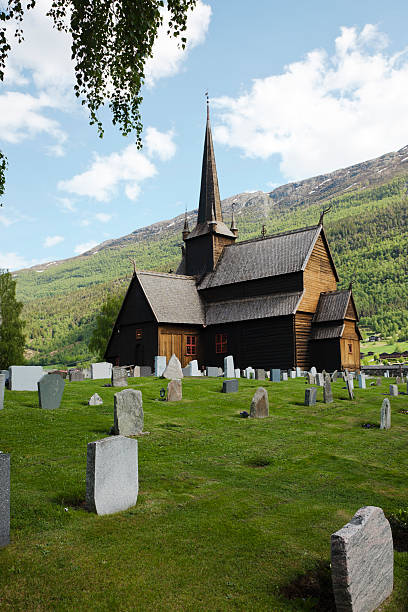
[88,292,124,359]
[0,269,26,369]
[0,0,196,196]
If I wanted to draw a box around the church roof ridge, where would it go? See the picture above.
[135,270,197,280]
[224,224,320,248]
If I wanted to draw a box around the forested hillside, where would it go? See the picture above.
[16,170,408,367]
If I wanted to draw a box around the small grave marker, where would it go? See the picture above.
[270,369,281,383]
[255,369,265,381]
[249,387,269,418]
[114,389,143,436]
[111,367,128,387]
[140,366,152,377]
[167,379,182,401]
[222,379,238,393]
[389,384,398,397]
[224,355,235,378]
[305,388,317,406]
[323,378,333,403]
[88,393,103,406]
[380,398,391,430]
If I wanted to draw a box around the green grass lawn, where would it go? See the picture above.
[0,376,407,611]
[360,339,408,356]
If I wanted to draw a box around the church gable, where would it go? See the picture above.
[298,232,338,313]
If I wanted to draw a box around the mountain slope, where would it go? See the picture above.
[15,146,408,366]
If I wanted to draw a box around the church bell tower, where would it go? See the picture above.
[181,99,237,276]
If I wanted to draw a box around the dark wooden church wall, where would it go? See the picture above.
[203,316,295,369]
[310,339,341,371]
[294,312,313,369]
[200,272,303,303]
[185,235,214,276]
[106,322,158,367]
[117,277,155,326]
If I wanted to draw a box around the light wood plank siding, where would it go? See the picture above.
[299,236,337,312]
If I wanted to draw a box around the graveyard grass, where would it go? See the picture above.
[0,377,407,611]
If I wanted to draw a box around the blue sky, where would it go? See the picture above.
[1,0,408,270]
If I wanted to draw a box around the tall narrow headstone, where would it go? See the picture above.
[271,369,281,383]
[282,372,288,381]
[316,373,325,386]
[249,387,269,418]
[310,366,317,376]
[111,367,128,387]
[0,374,5,410]
[384,370,389,378]
[162,354,183,379]
[307,372,315,385]
[255,369,265,381]
[380,398,391,430]
[346,377,354,400]
[389,384,398,397]
[289,370,296,379]
[234,368,241,378]
[0,452,10,547]
[132,366,141,377]
[167,379,182,401]
[331,506,393,612]
[86,436,138,516]
[114,389,143,436]
[305,388,317,406]
[244,367,255,379]
[154,356,167,377]
[224,355,235,378]
[331,370,338,382]
[296,367,301,377]
[38,373,65,410]
[323,378,333,403]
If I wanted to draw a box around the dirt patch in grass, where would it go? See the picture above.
[245,456,271,468]
[280,561,335,611]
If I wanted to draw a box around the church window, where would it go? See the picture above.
[135,329,142,340]
[216,333,227,354]
[348,343,353,353]
[186,335,197,355]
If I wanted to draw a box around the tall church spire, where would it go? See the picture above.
[197,96,223,224]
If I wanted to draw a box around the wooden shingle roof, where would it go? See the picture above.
[199,225,323,290]
[313,290,352,323]
[205,291,303,325]
[136,271,205,325]
[310,324,345,340]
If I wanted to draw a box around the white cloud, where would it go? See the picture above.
[58,143,161,202]
[213,25,408,180]
[145,127,177,161]
[0,252,46,271]
[43,235,64,248]
[95,213,112,223]
[74,241,98,255]
[0,91,67,146]
[145,1,211,87]
[56,197,77,213]
[80,219,90,227]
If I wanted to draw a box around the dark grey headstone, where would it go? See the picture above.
[316,373,325,386]
[255,369,265,381]
[331,370,338,382]
[86,436,138,515]
[270,369,281,382]
[206,367,219,377]
[114,389,143,435]
[323,379,333,403]
[305,388,317,406]
[0,453,10,547]
[331,506,393,612]
[389,384,398,397]
[250,387,269,418]
[0,370,9,383]
[69,369,84,382]
[140,366,152,377]
[111,366,128,387]
[0,374,5,410]
[38,373,65,410]
[222,379,238,393]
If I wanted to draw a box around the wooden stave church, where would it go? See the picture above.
[105,106,361,372]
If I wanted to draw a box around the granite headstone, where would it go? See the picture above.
[0,452,10,547]
[380,398,391,430]
[162,354,183,380]
[222,379,238,393]
[38,373,65,410]
[305,388,317,406]
[113,389,143,436]
[167,379,182,401]
[249,387,269,418]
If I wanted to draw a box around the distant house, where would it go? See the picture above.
[368,335,381,342]
[105,106,361,371]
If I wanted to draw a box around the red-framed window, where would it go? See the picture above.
[186,335,197,355]
[215,333,227,354]
[135,329,142,340]
[348,343,353,353]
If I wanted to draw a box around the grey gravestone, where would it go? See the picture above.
[89,393,103,406]
[331,506,393,612]
[305,388,317,406]
[310,366,317,376]
[389,384,398,396]
[0,374,4,410]
[182,360,201,377]
[38,373,65,410]
[384,370,390,378]
[69,369,84,382]
[331,370,338,382]
[0,452,10,547]
[224,355,235,378]
[271,369,281,383]
[167,379,182,401]
[395,376,402,384]
[255,369,265,381]
[244,367,255,379]
[323,378,333,403]
[307,372,315,385]
[222,379,238,393]
[316,373,325,387]
[380,398,391,430]
[0,370,9,383]
[296,367,301,377]
[282,372,288,381]
[86,436,138,516]
[114,389,143,436]
[234,368,241,378]
[154,355,167,377]
[250,387,269,418]
[206,367,219,377]
[91,362,112,380]
[83,368,91,379]
[9,365,44,391]
[140,366,152,377]
[132,366,141,378]
[289,370,296,379]
[162,354,183,380]
[346,378,354,400]
[376,377,382,386]
[358,373,366,389]
[112,367,128,387]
